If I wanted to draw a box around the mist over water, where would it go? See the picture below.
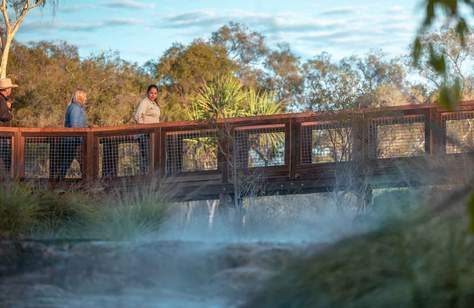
[0,180,446,308]
[157,193,376,244]
[0,192,383,307]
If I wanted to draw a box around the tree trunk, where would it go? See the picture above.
[0,34,12,79]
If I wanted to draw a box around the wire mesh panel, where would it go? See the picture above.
[234,126,286,169]
[369,115,425,159]
[0,135,12,177]
[443,111,474,154]
[165,130,218,175]
[24,136,84,179]
[301,123,352,164]
[98,133,150,178]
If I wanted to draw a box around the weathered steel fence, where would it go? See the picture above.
[1,102,474,201]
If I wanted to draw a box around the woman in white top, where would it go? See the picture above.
[134,84,160,124]
[134,84,160,174]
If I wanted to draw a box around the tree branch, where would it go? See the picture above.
[12,0,31,35]
[1,0,11,33]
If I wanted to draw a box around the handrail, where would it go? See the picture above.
[0,101,473,200]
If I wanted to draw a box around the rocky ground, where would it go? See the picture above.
[0,240,324,308]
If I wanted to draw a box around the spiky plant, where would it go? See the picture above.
[188,74,245,120]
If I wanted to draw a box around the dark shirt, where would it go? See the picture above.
[0,93,12,126]
[64,101,87,128]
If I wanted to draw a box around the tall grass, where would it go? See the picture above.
[0,183,40,237]
[89,184,170,240]
[0,181,170,240]
[243,189,474,308]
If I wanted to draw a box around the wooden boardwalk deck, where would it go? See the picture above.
[1,101,474,202]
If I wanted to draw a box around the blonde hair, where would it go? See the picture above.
[72,89,87,105]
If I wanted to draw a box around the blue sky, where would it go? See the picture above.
[16,0,424,65]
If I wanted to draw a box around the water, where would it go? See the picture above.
[0,240,324,307]
[0,192,398,307]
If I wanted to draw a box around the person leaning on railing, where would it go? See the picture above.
[133,84,160,175]
[0,78,17,176]
[52,89,88,180]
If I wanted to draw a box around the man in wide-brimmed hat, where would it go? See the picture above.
[0,78,17,176]
[0,78,18,126]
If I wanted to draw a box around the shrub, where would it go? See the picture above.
[85,183,170,240]
[0,181,170,241]
[33,190,99,238]
[0,183,40,236]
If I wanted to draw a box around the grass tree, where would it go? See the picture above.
[0,0,52,79]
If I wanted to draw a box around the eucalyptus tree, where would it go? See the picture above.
[414,0,474,108]
[211,23,304,109]
[411,28,474,101]
[0,0,55,78]
[148,40,238,121]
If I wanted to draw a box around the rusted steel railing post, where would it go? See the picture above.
[159,129,167,177]
[352,111,368,162]
[84,131,96,182]
[151,127,161,177]
[12,129,24,180]
[288,118,299,180]
[352,111,372,208]
[425,106,445,156]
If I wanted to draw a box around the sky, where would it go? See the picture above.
[15,0,424,65]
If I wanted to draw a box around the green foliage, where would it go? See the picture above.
[302,52,408,111]
[0,183,40,236]
[89,185,169,240]
[5,22,474,126]
[9,41,152,127]
[188,73,282,121]
[468,190,474,233]
[189,74,245,120]
[246,88,282,116]
[0,182,170,240]
[410,28,474,106]
[149,40,238,121]
[263,43,304,108]
[244,208,474,308]
[414,0,474,109]
[439,78,463,110]
[211,22,268,67]
[34,190,98,237]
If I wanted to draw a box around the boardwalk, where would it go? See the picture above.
[1,102,474,202]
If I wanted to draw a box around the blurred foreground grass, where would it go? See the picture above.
[244,188,474,308]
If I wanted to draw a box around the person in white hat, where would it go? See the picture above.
[0,78,17,176]
[0,78,18,126]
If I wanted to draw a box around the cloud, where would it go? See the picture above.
[156,8,418,59]
[19,3,420,64]
[21,18,145,33]
[103,0,155,10]
[160,10,346,34]
[318,7,358,16]
[57,4,97,14]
